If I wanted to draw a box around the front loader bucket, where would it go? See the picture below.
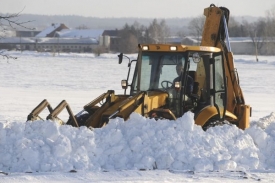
[47,100,79,127]
[27,99,53,121]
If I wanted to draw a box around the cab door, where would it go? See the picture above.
[212,52,227,120]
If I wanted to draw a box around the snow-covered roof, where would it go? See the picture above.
[58,29,104,39]
[35,23,62,37]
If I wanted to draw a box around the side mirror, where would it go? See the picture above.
[118,53,123,64]
[121,80,128,89]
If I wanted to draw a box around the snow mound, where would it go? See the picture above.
[1,112,275,173]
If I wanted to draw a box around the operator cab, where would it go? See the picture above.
[119,44,227,120]
[131,49,196,117]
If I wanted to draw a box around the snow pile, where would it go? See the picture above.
[1,112,275,173]
[246,112,275,169]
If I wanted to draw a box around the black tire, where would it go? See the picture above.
[202,118,231,131]
[66,113,90,127]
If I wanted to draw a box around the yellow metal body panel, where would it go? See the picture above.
[236,104,251,130]
[87,91,168,127]
[195,106,237,127]
[143,91,168,115]
[201,6,223,46]
[241,105,251,129]
[99,93,143,121]
[86,95,129,127]
[195,60,206,98]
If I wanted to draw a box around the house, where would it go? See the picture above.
[101,30,119,52]
[35,23,69,37]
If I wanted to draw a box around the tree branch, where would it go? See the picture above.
[0,8,33,59]
[0,8,35,30]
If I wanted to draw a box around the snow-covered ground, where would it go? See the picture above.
[0,51,275,182]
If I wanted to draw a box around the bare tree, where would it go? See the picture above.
[94,45,105,56]
[118,24,138,53]
[228,16,244,37]
[176,30,186,38]
[188,15,205,45]
[148,19,161,43]
[265,5,275,55]
[0,10,33,59]
[147,19,170,44]
[243,19,267,61]
[130,21,147,44]
[159,20,170,43]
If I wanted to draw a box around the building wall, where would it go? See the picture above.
[16,31,41,37]
[230,42,275,55]
[1,43,97,53]
[231,42,255,55]
[99,36,110,47]
[109,37,120,52]
[35,44,97,52]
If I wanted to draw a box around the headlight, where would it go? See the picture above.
[170,46,177,51]
[142,46,149,50]
[174,81,181,90]
[121,80,128,89]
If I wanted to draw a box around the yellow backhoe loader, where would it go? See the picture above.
[27,4,251,130]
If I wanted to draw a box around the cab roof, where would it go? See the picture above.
[138,44,221,53]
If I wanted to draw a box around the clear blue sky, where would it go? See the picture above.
[2,0,275,18]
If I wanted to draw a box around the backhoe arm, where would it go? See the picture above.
[201,5,245,108]
[201,4,250,129]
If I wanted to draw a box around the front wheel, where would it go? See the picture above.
[202,117,232,131]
